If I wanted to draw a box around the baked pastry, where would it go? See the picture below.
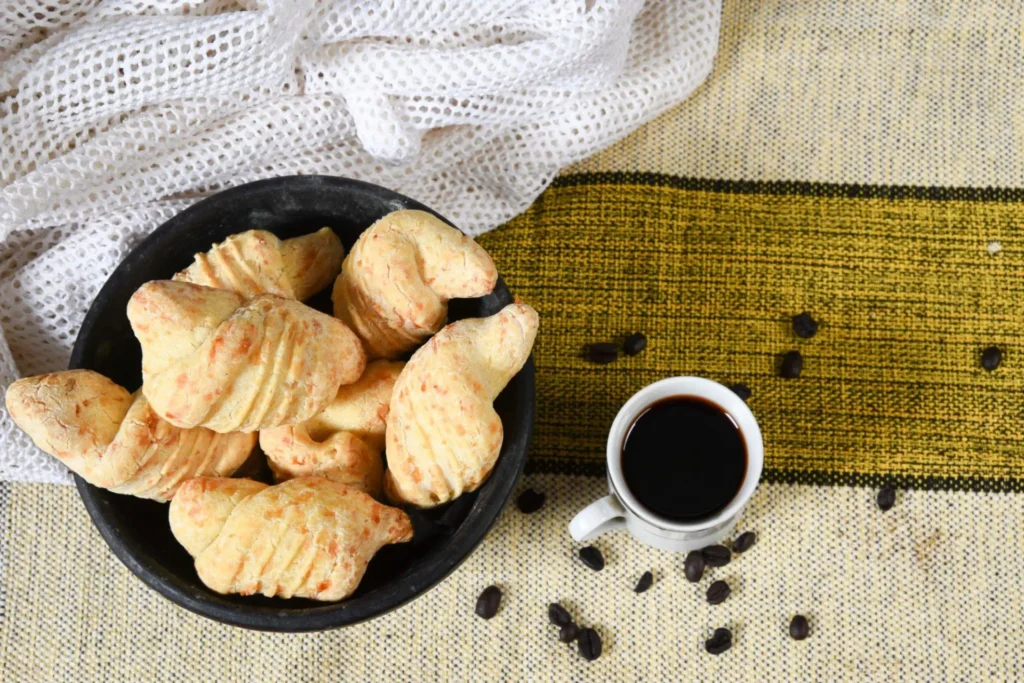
[384,302,539,507]
[4,370,255,501]
[175,228,344,301]
[259,359,404,497]
[169,476,414,601]
[332,210,498,359]
[168,477,268,556]
[127,280,366,432]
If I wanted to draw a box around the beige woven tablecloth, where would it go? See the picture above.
[4,2,1024,680]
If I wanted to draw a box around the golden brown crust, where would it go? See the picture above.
[171,477,413,601]
[384,303,539,507]
[169,477,268,556]
[259,360,403,498]
[175,228,344,301]
[128,281,367,433]
[302,359,404,448]
[4,370,256,501]
[262,429,383,496]
[332,210,498,359]
[127,280,244,379]
[277,228,346,301]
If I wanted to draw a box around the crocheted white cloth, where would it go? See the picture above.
[0,0,720,483]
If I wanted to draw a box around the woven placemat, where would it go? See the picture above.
[483,176,1024,492]
[3,1,1024,680]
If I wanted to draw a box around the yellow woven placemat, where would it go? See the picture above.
[478,176,1024,491]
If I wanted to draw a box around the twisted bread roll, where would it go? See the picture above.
[4,370,255,501]
[385,303,539,507]
[259,360,404,497]
[169,477,268,557]
[169,476,413,601]
[175,228,344,301]
[128,280,366,432]
[332,210,498,359]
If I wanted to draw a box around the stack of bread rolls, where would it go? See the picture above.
[5,211,538,602]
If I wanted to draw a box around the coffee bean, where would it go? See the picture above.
[789,615,810,640]
[704,627,732,655]
[587,342,618,364]
[728,383,752,401]
[684,550,705,582]
[548,603,572,627]
[474,585,502,619]
[633,571,653,593]
[792,312,819,339]
[578,546,605,571]
[623,333,647,356]
[982,346,1002,371]
[577,628,603,661]
[702,544,731,567]
[559,623,580,643]
[877,485,896,511]
[516,488,545,514]
[732,531,756,553]
[780,350,803,378]
[706,580,731,605]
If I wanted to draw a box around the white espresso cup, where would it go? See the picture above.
[568,377,763,552]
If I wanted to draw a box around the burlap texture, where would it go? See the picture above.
[3,0,1024,680]
[571,1,1024,188]
[3,478,1023,681]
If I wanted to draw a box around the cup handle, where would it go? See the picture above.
[569,495,627,542]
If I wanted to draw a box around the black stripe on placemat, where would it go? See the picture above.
[759,469,1024,494]
[550,172,1024,203]
[525,458,1024,493]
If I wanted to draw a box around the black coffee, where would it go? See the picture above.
[621,396,746,522]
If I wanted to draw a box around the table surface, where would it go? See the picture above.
[4,1,1024,680]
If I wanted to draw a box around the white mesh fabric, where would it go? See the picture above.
[0,0,720,483]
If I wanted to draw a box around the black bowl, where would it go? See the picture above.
[69,176,535,632]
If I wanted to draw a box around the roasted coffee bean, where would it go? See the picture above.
[732,531,756,553]
[578,545,605,571]
[559,623,580,643]
[789,615,810,640]
[706,580,731,605]
[548,603,573,627]
[877,485,896,511]
[702,544,731,567]
[792,312,819,339]
[587,342,619,364]
[780,350,803,378]
[982,346,1002,371]
[704,627,732,655]
[577,628,603,661]
[634,571,654,593]
[516,488,546,514]
[475,585,502,619]
[623,333,648,356]
[729,383,752,401]
[684,550,705,582]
